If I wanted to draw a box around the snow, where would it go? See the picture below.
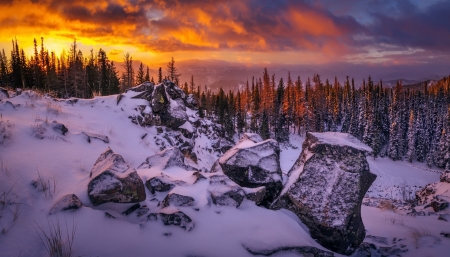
[310,132,373,152]
[1,92,449,257]
[178,121,194,133]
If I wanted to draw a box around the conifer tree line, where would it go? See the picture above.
[198,69,450,170]
[0,38,172,98]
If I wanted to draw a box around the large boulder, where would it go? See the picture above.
[88,147,146,206]
[416,182,450,212]
[218,133,283,207]
[280,132,376,255]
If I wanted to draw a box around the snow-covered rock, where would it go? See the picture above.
[208,174,245,208]
[82,132,109,143]
[280,132,376,255]
[88,147,146,206]
[150,208,194,231]
[416,182,450,212]
[161,193,195,208]
[244,187,266,205]
[49,194,82,214]
[219,134,283,207]
[51,121,68,135]
[185,94,198,109]
[440,170,450,183]
[138,147,188,170]
[145,175,186,194]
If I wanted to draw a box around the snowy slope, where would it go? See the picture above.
[0,90,449,257]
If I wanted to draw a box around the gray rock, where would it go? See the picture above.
[139,147,187,170]
[128,81,154,93]
[145,175,181,194]
[243,244,334,257]
[88,147,146,206]
[151,83,169,113]
[0,87,9,99]
[209,174,245,208]
[122,203,141,215]
[49,194,82,214]
[52,121,68,135]
[431,199,449,212]
[82,132,109,143]
[281,132,376,255]
[219,134,283,207]
[161,193,195,208]
[245,187,267,206]
[185,94,198,109]
[152,209,194,231]
[440,171,450,183]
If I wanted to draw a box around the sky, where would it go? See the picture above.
[0,0,449,81]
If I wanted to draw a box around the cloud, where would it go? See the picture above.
[0,0,449,68]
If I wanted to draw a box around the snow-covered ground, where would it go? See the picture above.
[0,91,449,257]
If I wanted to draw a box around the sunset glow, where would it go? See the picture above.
[0,0,449,77]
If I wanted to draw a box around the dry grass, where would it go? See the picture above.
[35,218,77,257]
[31,123,47,139]
[92,91,102,97]
[46,100,63,115]
[379,199,396,211]
[32,170,57,198]
[0,117,14,145]
[408,227,440,248]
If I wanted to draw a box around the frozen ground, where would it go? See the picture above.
[0,91,448,257]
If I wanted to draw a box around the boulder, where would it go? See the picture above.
[185,94,198,109]
[128,81,154,93]
[150,209,194,231]
[122,203,141,215]
[161,193,195,207]
[82,132,109,143]
[212,138,233,153]
[49,194,82,214]
[0,87,9,99]
[244,187,267,205]
[88,147,146,206]
[416,182,450,213]
[238,133,263,144]
[145,175,186,194]
[440,170,450,183]
[209,174,245,208]
[138,147,187,170]
[151,83,169,113]
[164,81,186,100]
[51,121,68,135]
[280,132,376,255]
[218,134,283,207]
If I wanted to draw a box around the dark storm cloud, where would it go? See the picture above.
[366,0,450,51]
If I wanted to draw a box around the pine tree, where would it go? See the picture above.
[166,57,180,84]
[406,110,416,162]
[136,62,145,85]
[236,90,245,135]
[145,66,150,82]
[158,67,162,83]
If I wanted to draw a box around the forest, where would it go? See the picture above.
[1,38,450,169]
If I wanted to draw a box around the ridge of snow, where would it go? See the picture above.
[310,132,372,152]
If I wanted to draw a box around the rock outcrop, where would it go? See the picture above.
[88,147,146,206]
[280,132,376,255]
[416,181,450,213]
[218,133,283,207]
